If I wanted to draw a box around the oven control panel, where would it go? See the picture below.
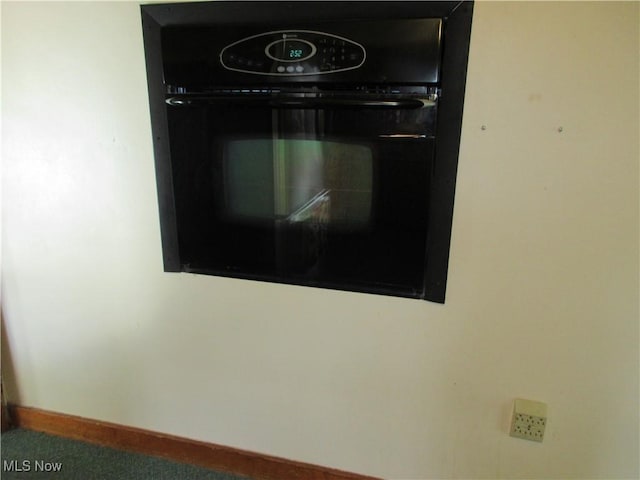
[220,30,366,76]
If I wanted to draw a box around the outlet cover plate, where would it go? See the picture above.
[510,398,547,442]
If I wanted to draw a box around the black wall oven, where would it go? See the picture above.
[141,2,473,303]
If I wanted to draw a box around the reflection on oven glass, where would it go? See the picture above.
[224,139,372,229]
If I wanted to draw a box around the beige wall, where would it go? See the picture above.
[2,2,638,478]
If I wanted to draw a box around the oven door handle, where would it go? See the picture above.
[166,95,434,109]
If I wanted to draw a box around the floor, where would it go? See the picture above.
[1,428,253,480]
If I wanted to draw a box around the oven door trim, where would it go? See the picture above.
[142,6,181,272]
[422,0,474,303]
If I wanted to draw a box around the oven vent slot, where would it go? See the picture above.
[166,84,439,96]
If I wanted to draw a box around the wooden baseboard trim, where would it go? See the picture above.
[8,406,381,480]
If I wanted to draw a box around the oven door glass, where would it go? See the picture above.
[166,95,437,298]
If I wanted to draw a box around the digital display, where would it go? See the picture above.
[266,39,315,62]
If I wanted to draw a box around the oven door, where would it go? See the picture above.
[163,92,437,298]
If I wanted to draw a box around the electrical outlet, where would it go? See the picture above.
[510,398,547,442]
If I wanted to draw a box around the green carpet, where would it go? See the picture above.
[1,429,253,479]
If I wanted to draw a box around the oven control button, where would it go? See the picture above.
[277,65,285,73]
[286,65,295,73]
[295,65,304,73]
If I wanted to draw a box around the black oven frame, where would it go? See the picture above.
[141,1,474,303]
